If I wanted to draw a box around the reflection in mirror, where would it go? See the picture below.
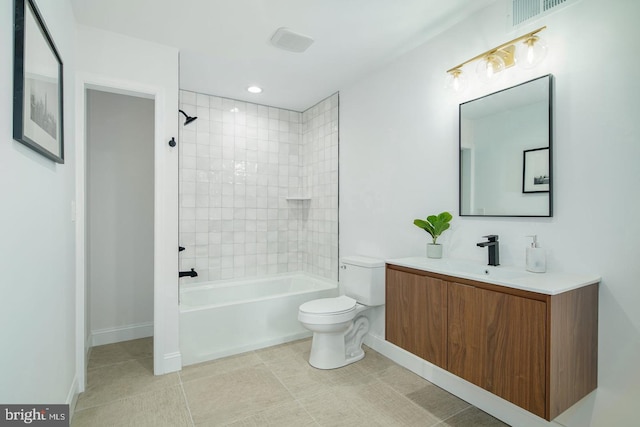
[459,74,552,217]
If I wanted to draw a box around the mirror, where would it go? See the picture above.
[459,74,552,217]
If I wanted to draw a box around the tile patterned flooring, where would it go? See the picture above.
[72,337,509,426]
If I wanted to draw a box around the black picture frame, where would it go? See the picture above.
[523,147,550,193]
[13,0,64,163]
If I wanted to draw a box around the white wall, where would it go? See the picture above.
[76,26,180,374]
[86,90,154,345]
[0,0,77,403]
[341,0,640,425]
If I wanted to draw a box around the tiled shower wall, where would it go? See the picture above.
[300,95,339,278]
[179,91,338,283]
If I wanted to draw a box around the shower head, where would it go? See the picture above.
[179,109,198,126]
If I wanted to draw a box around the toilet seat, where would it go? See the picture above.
[298,296,357,324]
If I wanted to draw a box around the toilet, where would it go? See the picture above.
[298,256,385,369]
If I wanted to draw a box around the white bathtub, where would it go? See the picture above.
[179,273,338,366]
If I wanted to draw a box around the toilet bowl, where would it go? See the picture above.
[298,295,371,369]
[298,256,385,370]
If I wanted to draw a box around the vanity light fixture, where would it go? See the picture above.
[446,26,547,91]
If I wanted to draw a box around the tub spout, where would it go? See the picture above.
[179,268,198,278]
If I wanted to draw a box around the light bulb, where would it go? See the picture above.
[445,69,468,93]
[516,35,548,69]
[476,54,505,84]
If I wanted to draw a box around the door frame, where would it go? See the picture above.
[75,73,180,390]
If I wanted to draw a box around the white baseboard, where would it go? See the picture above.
[66,375,79,423]
[159,351,182,375]
[90,322,153,347]
[364,334,560,427]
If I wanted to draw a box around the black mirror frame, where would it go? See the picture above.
[458,74,553,217]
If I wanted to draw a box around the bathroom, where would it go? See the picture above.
[1,0,639,426]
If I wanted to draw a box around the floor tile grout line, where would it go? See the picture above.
[432,404,475,427]
[86,356,154,372]
[81,337,500,426]
[74,377,182,413]
[257,343,324,426]
[177,371,196,427]
[359,357,474,427]
[267,364,323,426]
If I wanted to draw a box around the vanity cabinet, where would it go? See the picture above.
[447,281,546,418]
[385,264,598,421]
[385,268,447,368]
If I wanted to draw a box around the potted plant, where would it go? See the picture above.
[413,211,452,259]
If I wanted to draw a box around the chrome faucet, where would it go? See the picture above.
[477,235,500,266]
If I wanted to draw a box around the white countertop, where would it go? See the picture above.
[386,257,600,295]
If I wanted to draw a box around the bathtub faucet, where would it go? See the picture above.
[179,268,198,278]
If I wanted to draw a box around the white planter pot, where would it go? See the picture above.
[427,243,442,259]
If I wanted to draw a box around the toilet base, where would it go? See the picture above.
[307,315,370,370]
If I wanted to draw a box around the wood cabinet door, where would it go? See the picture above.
[447,282,547,418]
[386,268,447,368]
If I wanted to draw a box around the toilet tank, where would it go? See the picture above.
[340,256,385,306]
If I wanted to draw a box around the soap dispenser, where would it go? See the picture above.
[526,235,546,273]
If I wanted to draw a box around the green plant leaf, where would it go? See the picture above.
[438,212,453,222]
[413,211,452,244]
[413,219,435,237]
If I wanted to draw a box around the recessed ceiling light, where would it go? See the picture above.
[247,86,263,94]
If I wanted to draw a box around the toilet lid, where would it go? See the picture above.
[299,295,356,315]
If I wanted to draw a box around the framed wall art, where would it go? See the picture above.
[13,0,64,163]
[523,147,550,193]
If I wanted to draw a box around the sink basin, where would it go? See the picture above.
[436,260,528,281]
[387,257,532,287]
[386,257,601,295]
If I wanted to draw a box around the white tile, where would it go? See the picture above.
[181,207,195,220]
[209,96,222,109]
[195,207,208,220]
[222,98,235,111]
[221,268,234,279]
[195,194,210,207]
[180,232,195,246]
[196,93,210,108]
[180,220,195,233]
[195,233,208,246]
[180,90,196,105]
[195,220,209,233]
[221,244,234,257]
[182,155,197,169]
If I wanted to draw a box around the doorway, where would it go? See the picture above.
[85,89,154,349]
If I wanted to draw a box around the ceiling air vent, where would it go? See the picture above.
[270,27,314,53]
[508,0,579,28]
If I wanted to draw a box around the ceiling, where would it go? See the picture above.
[71,0,496,111]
